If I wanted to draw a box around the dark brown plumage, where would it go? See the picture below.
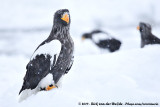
[137,22,160,48]
[82,30,121,52]
[19,9,74,102]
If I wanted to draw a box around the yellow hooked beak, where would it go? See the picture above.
[46,85,57,91]
[61,13,69,24]
[81,36,85,41]
[137,26,140,30]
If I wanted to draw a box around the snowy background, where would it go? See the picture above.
[0,0,160,107]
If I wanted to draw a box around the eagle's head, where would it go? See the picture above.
[54,9,70,27]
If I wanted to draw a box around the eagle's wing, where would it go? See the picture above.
[19,39,61,94]
[92,33,112,44]
[65,56,74,74]
[152,35,160,44]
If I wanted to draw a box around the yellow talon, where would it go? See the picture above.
[46,85,56,91]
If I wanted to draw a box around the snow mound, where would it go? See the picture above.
[0,45,160,107]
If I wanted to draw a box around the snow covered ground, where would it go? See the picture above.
[0,0,160,107]
[0,45,160,107]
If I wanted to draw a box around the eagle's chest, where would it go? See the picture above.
[60,38,74,60]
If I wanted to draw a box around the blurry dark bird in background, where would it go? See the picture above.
[137,22,160,48]
[82,30,121,52]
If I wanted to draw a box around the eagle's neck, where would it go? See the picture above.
[49,25,70,40]
[141,31,152,40]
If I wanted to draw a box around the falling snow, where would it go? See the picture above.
[0,0,160,107]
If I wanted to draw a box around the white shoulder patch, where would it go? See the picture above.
[31,40,61,69]
[92,33,112,43]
